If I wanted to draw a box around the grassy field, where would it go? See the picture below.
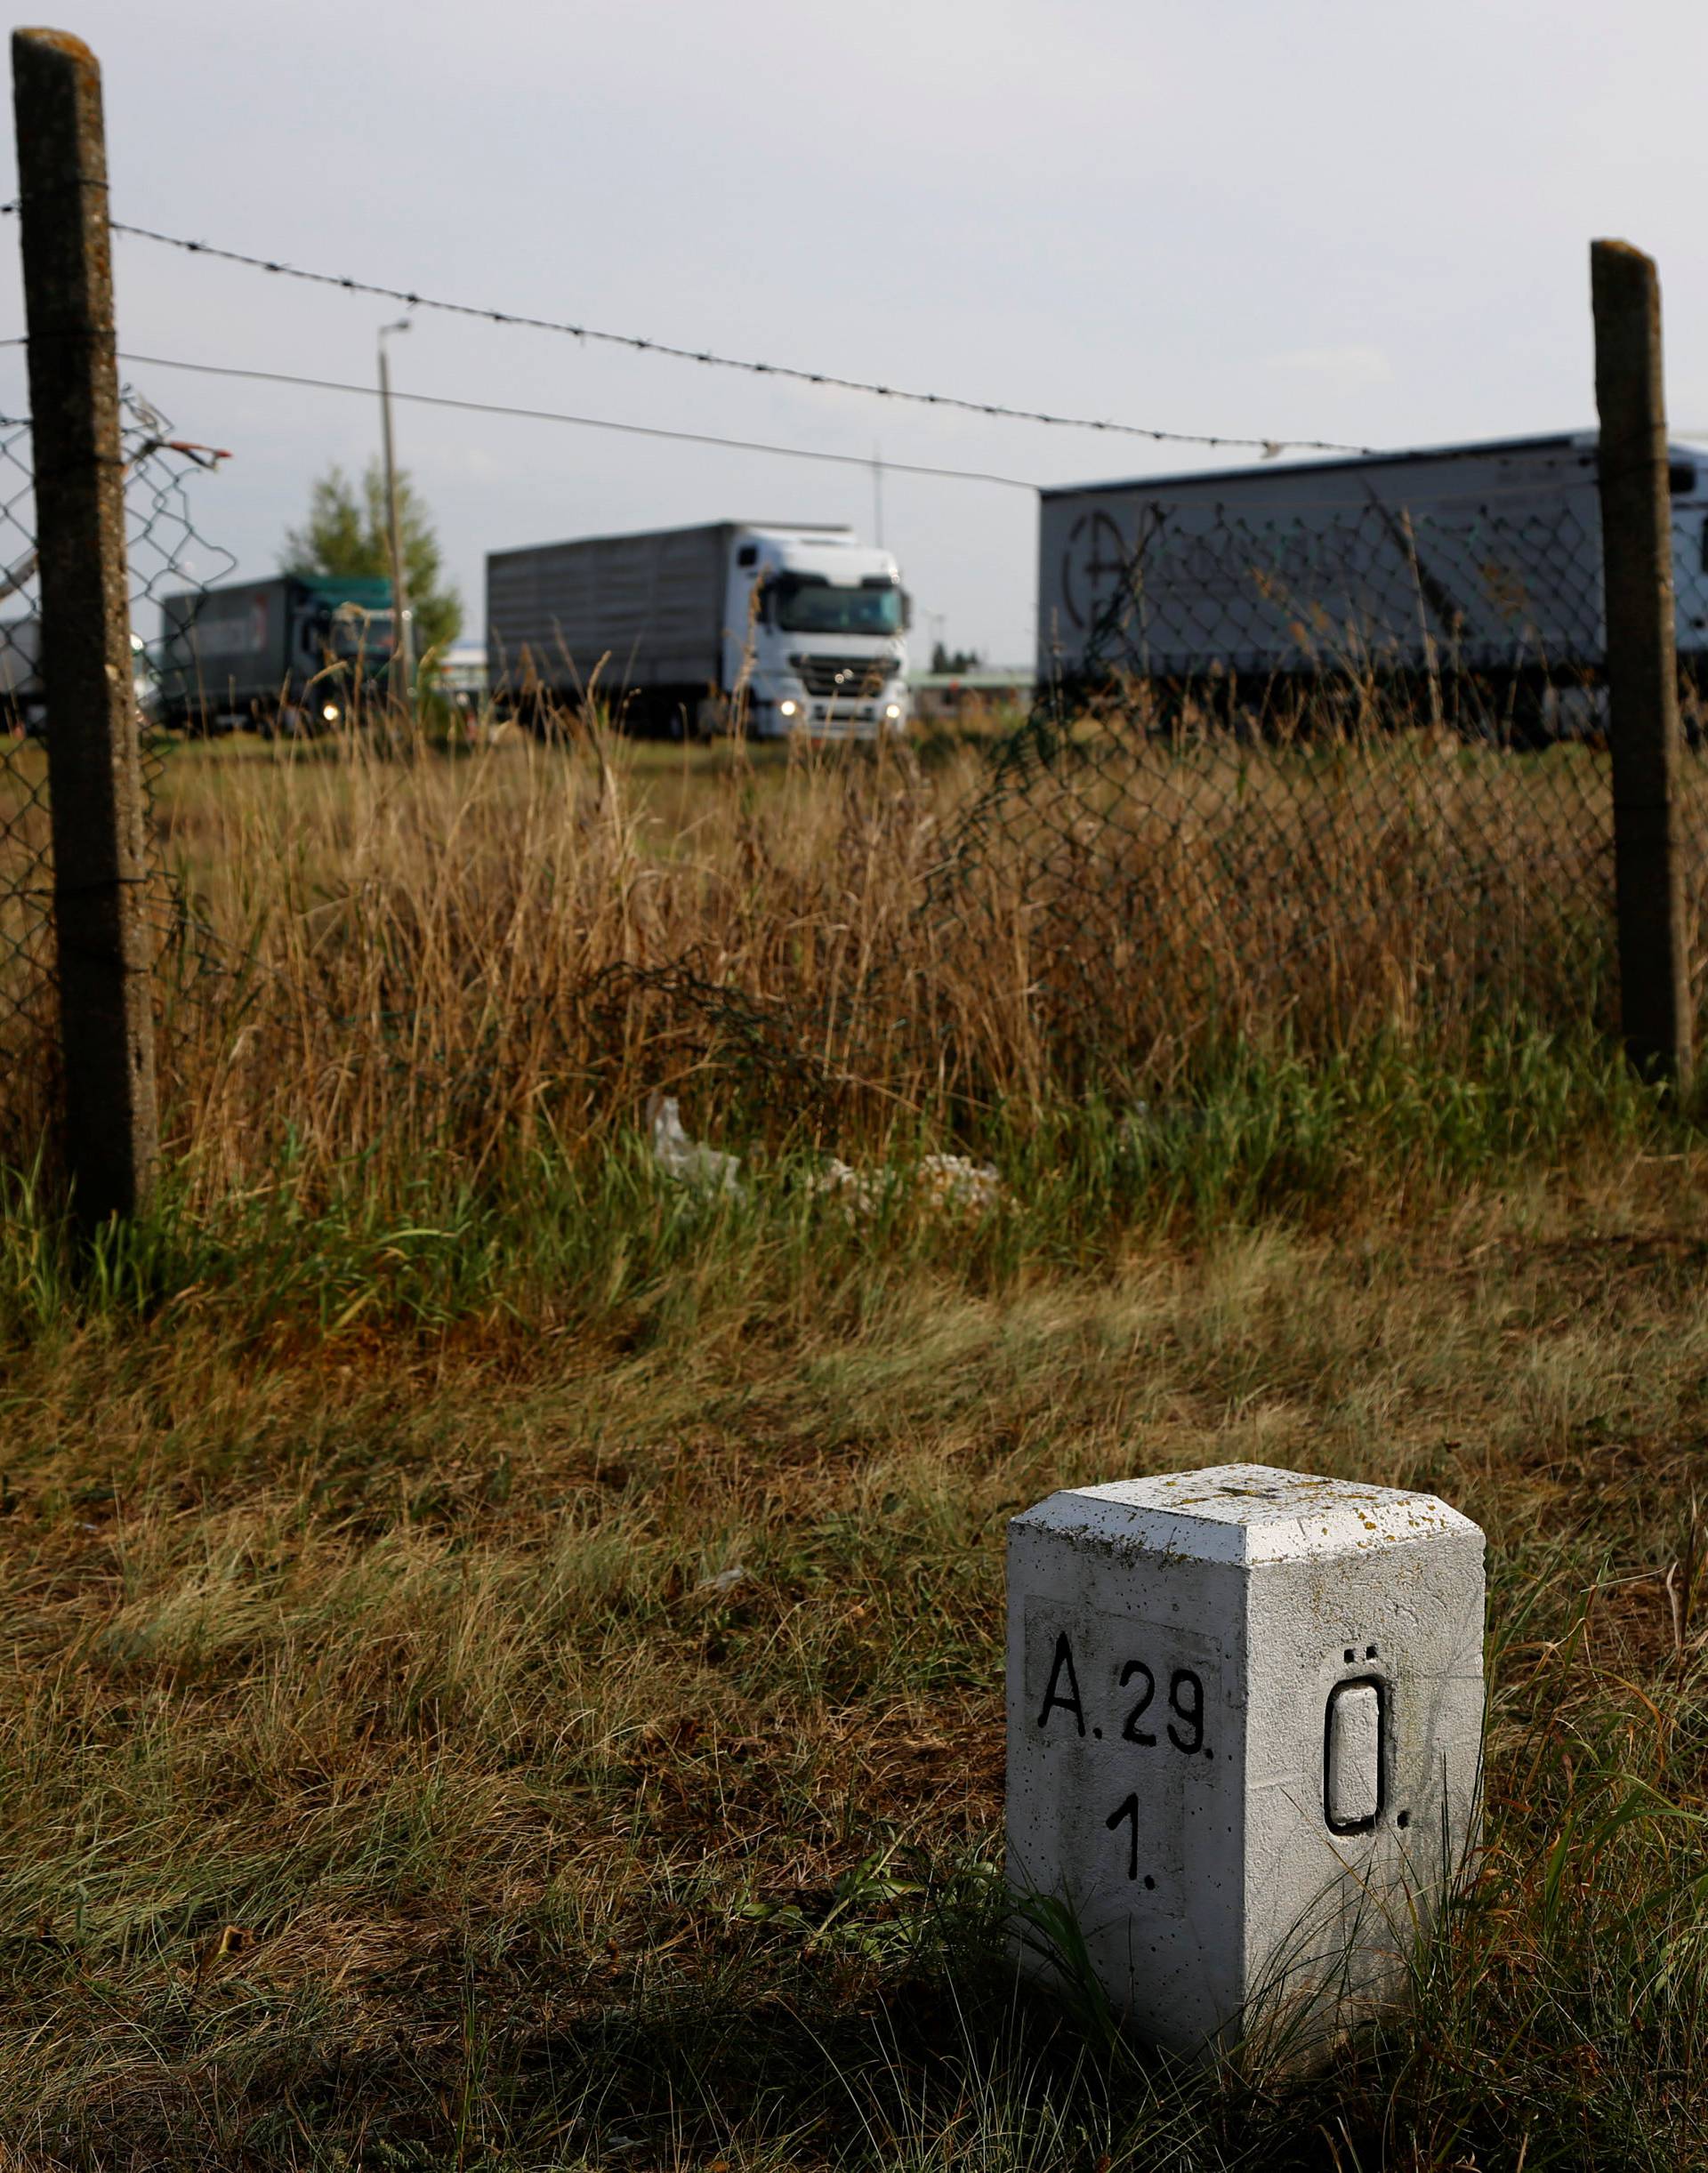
[0,705,1659,1176]
[1,721,1705,2167]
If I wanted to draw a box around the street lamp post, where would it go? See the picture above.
[378,318,414,709]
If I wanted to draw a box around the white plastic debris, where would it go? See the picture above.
[809,1156,883,1217]
[648,1094,744,1196]
[695,1563,748,1595]
[917,1152,1003,1215]
[808,1150,1004,1220]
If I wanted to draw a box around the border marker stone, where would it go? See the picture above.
[1006,1462,1485,2061]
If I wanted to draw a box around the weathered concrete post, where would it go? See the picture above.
[1007,1463,1485,2062]
[12,27,159,1226]
[1591,238,1694,1090]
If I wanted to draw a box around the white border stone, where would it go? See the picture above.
[1006,1462,1485,2061]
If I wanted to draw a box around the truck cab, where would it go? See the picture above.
[292,588,398,732]
[723,526,912,739]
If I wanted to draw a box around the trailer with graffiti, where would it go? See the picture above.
[1036,433,1708,721]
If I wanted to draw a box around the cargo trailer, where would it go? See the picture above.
[156,574,396,734]
[0,616,43,732]
[1,617,157,736]
[487,520,912,739]
[1038,431,1708,727]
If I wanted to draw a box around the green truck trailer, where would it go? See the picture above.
[155,574,397,734]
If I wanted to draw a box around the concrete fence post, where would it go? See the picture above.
[1591,237,1695,1089]
[12,27,159,1225]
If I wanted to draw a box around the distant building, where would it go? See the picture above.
[440,643,487,701]
[909,666,1035,723]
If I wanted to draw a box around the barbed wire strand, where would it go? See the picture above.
[0,199,1378,461]
[102,348,1045,493]
[0,343,1640,511]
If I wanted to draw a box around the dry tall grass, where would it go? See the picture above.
[0,709,1656,1203]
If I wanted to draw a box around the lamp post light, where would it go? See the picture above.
[378,318,414,710]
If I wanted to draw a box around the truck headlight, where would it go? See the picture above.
[884,703,903,720]
[779,698,800,719]
[322,703,341,722]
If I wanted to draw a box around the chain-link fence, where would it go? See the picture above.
[0,412,49,1066]
[7,453,1704,1192]
[0,389,234,1157]
[2,77,1699,1216]
[906,491,1708,1086]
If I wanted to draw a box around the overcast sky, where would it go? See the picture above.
[6,0,1708,664]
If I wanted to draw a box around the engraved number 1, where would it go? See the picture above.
[1106,1791,1140,1880]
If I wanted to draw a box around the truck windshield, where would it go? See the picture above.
[771,576,904,636]
[324,608,395,657]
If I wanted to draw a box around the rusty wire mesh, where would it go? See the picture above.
[7,431,1708,1187]
[906,498,1708,1087]
[0,388,236,1122]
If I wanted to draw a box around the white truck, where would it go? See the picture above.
[1038,431,1708,728]
[487,520,912,739]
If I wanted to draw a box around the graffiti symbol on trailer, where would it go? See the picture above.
[1061,510,1132,633]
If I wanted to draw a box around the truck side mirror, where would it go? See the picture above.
[902,592,914,632]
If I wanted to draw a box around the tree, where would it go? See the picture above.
[282,461,462,660]
[931,640,982,675]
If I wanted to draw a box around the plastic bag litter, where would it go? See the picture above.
[809,1156,882,1217]
[649,1094,744,1195]
[810,1151,1004,1220]
[696,1563,748,1595]
[644,1097,1000,1218]
[917,1152,1004,1214]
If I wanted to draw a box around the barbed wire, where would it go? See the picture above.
[0,199,1380,461]
[100,348,1042,493]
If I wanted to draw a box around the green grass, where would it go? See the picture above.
[4,718,1706,2164]
[0,1030,1704,2165]
[0,1021,1668,1346]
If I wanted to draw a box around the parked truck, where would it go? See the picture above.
[1038,431,1708,728]
[155,574,397,735]
[487,521,912,738]
[2,617,158,736]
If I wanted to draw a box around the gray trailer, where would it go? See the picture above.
[1038,432,1708,714]
[489,522,737,711]
[487,519,913,738]
[0,619,156,736]
[156,573,395,734]
[0,616,43,732]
